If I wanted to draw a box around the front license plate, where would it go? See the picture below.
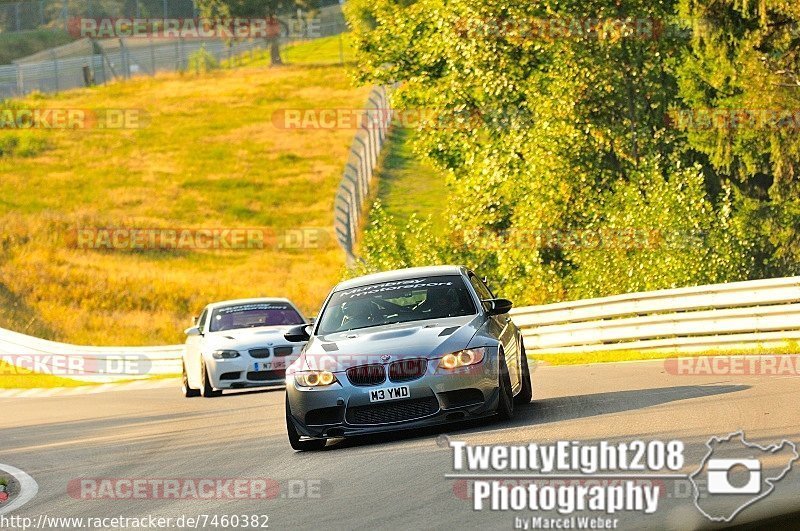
[369,386,410,402]
[253,360,286,371]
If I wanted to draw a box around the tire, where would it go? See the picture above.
[200,359,221,398]
[496,352,514,420]
[181,362,200,398]
[286,394,327,451]
[514,341,533,405]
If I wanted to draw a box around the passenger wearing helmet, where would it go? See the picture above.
[340,298,376,330]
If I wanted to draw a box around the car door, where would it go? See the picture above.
[468,272,522,392]
[185,307,208,384]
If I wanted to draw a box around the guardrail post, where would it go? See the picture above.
[353,137,369,196]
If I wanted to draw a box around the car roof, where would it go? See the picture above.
[206,297,297,310]
[333,265,468,292]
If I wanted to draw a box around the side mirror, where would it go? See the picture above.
[192,315,198,325]
[285,324,311,342]
[308,316,317,325]
[483,298,513,316]
[185,326,202,336]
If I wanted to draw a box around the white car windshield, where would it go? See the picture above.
[209,303,304,332]
[317,275,477,335]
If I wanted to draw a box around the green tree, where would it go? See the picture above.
[347,0,767,302]
[675,0,800,270]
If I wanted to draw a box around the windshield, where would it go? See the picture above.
[317,275,476,335]
[209,302,304,332]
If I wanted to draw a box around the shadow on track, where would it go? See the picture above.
[322,384,750,452]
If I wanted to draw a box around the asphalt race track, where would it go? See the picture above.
[2,359,799,530]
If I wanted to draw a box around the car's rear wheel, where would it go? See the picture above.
[286,394,327,451]
[514,342,533,405]
[181,362,200,398]
[200,359,221,398]
[496,353,514,420]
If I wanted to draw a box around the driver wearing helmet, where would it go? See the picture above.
[418,285,463,317]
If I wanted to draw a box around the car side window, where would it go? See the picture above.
[197,309,208,333]
[468,273,493,300]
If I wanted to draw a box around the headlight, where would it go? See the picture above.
[439,347,486,369]
[212,349,240,359]
[295,371,337,387]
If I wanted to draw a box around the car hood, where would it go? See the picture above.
[300,315,482,372]
[203,326,301,351]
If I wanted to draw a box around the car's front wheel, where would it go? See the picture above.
[200,359,221,398]
[286,394,327,451]
[181,361,200,398]
[496,353,514,420]
[514,342,533,405]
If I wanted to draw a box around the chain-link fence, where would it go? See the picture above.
[0,0,197,33]
[0,37,248,96]
[334,86,393,263]
[0,15,346,98]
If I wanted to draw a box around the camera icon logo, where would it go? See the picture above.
[690,431,798,523]
[706,458,761,494]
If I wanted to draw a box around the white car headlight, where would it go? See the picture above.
[438,347,486,370]
[212,349,240,359]
[295,371,337,387]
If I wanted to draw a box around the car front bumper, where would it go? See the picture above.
[286,356,501,439]
[207,355,296,389]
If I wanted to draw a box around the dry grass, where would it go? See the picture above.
[0,38,370,346]
[529,342,800,366]
[0,360,92,388]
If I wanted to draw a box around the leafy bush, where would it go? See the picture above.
[565,159,756,299]
[352,201,451,276]
[0,134,49,158]
[187,44,220,74]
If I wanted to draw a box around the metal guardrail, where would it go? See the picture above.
[510,276,800,354]
[0,326,182,383]
[2,276,798,385]
[333,86,393,263]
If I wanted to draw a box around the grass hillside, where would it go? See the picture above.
[0,36,369,345]
[373,127,448,231]
[0,29,76,64]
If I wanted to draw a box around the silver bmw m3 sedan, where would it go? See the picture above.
[283,265,532,451]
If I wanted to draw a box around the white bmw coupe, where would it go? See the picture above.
[182,298,309,397]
